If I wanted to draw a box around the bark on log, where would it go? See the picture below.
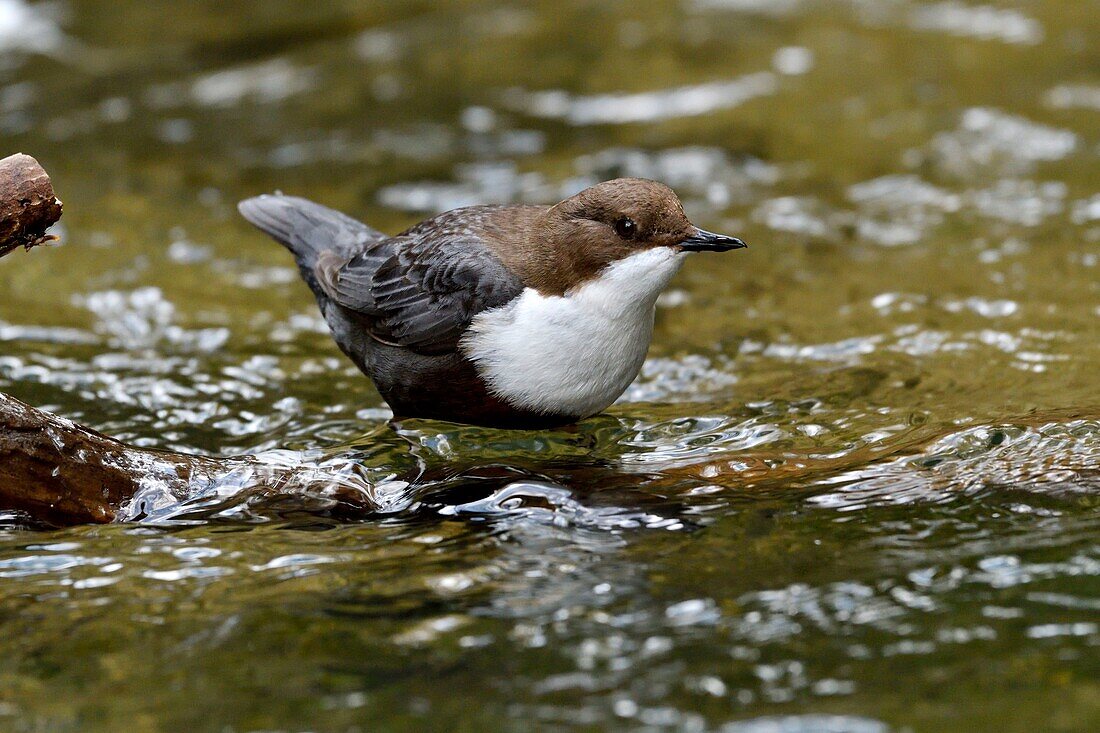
[0,394,220,525]
[0,154,63,258]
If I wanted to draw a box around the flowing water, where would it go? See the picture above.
[1,1,1098,730]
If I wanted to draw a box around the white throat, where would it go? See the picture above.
[462,247,686,418]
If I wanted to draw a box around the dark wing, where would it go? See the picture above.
[315,226,524,355]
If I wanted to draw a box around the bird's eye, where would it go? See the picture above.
[614,217,637,239]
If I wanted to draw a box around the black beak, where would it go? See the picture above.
[679,227,747,252]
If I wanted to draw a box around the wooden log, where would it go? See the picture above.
[0,153,63,258]
[0,393,221,524]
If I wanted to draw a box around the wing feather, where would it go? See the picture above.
[315,218,523,355]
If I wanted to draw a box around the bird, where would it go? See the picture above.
[238,178,746,429]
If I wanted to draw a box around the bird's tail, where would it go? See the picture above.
[237,194,385,296]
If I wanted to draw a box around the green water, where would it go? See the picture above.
[1,1,1099,730]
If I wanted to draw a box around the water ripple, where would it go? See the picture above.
[808,420,1100,510]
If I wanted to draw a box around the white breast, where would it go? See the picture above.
[461,247,686,418]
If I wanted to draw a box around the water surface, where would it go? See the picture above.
[1,1,1098,730]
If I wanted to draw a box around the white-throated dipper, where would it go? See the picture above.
[239,178,746,428]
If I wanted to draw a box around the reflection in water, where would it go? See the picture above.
[0,0,66,56]
[1,0,1099,730]
[502,72,779,125]
[907,2,1043,46]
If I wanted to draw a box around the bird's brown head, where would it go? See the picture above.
[511,178,745,294]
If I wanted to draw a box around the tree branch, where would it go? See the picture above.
[0,153,63,258]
